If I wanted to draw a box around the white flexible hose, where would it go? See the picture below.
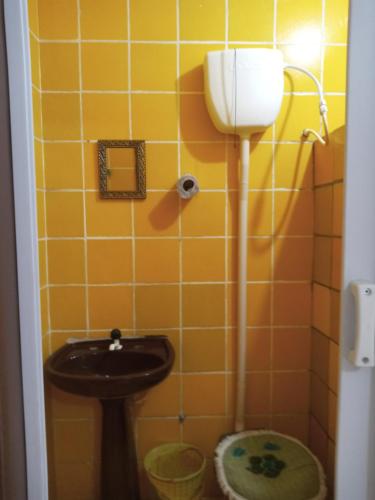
[284,63,329,145]
[235,137,250,433]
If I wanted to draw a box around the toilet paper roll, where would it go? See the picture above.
[176,174,199,199]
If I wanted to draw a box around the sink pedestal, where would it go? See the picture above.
[100,398,140,500]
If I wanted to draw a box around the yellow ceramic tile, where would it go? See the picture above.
[28,0,39,36]
[275,191,313,236]
[34,140,44,189]
[135,285,180,329]
[313,283,331,335]
[135,239,180,283]
[277,0,322,43]
[83,142,99,190]
[248,192,273,236]
[183,238,225,282]
[183,374,226,416]
[311,329,330,383]
[32,89,42,138]
[147,144,178,190]
[181,142,226,190]
[329,341,339,393]
[330,290,341,344]
[40,43,79,90]
[311,373,329,430]
[180,44,224,91]
[86,192,132,236]
[275,143,313,188]
[332,126,346,181]
[42,94,81,140]
[40,288,49,335]
[324,46,347,93]
[183,417,232,456]
[328,390,337,440]
[183,284,225,327]
[29,35,40,88]
[313,236,332,286]
[134,192,179,237]
[87,240,132,283]
[333,183,343,236]
[46,192,83,237]
[230,238,272,282]
[48,384,97,419]
[136,375,180,417]
[309,416,329,470]
[274,283,311,325]
[325,95,346,133]
[137,419,180,459]
[244,373,271,415]
[49,286,86,329]
[247,284,271,326]
[228,143,273,190]
[180,94,222,141]
[273,328,311,370]
[183,329,225,372]
[44,143,82,189]
[53,419,94,463]
[273,415,309,445]
[81,43,128,90]
[132,94,177,141]
[53,463,96,500]
[274,238,313,280]
[272,371,310,413]
[36,191,45,237]
[181,192,225,236]
[180,0,225,41]
[38,0,77,39]
[80,0,127,39]
[281,45,321,92]
[228,329,271,372]
[38,240,47,288]
[131,44,176,91]
[276,95,321,142]
[82,94,129,139]
[314,186,333,235]
[46,192,84,237]
[48,240,85,284]
[314,140,334,186]
[88,286,133,329]
[130,0,176,41]
[228,0,274,41]
[325,0,349,43]
[331,238,342,290]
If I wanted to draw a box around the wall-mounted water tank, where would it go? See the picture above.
[204,48,284,136]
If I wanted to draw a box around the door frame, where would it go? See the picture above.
[336,1,375,499]
[3,0,48,498]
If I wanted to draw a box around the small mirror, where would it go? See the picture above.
[98,140,146,199]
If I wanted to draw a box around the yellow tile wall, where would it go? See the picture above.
[28,0,348,498]
[310,126,345,497]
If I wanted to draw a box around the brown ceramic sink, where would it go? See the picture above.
[45,335,174,399]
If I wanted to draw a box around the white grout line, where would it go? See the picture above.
[35,37,347,47]
[46,280,312,287]
[176,0,184,444]
[76,0,90,338]
[41,234,315,241]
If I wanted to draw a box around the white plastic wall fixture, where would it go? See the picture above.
[204,48,284,136]
[349,280,375,367]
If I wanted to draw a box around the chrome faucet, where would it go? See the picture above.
[109,328,123,351]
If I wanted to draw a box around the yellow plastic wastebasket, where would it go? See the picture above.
[144,443,206,500]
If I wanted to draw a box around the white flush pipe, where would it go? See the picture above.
[235,136,250,433]
[284,64,329,145]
